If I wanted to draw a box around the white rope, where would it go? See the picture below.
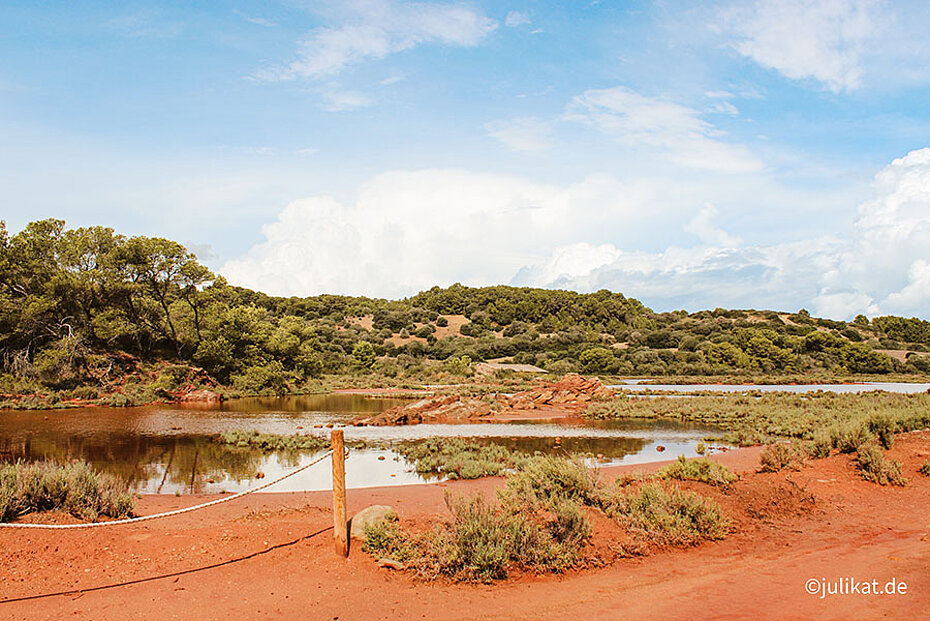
[0,450,335,530]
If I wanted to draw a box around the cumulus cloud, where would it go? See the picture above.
[722,0,882,92]
[520,148,930,318]
[222,149,930,319]
[259,0,497,80]
[485,117,552,151]
[221,170,651,298]
[566,86,763,173]
[684,204,742,247]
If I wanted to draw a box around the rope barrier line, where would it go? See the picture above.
[0,450,334,530]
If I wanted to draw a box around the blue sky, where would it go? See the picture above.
[3,0,930,318]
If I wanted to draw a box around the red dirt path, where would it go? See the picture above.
[2,435,929,620]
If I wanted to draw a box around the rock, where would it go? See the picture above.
[349,505,397,541]
[656,445,666,452]
[354,373,613,426]
[504,374,614,410]
[377,558,405,570]
[179,389,222,403]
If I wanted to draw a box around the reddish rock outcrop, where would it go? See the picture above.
[355,374,612,426]
[356,395,492,426]
[504,373,614,410]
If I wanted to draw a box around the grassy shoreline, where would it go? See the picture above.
[2,370,927,411]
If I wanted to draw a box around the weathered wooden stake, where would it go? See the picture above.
[331,429,348,557]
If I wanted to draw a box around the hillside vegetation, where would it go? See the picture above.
[2,219,929,405]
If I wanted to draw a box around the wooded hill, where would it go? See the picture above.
[2,219,929,401]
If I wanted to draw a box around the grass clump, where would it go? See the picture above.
[603,481,730,547]
[918,460,930,476]
[425,493,586,581]
[656,456,737,487]
[758,442,808,472]
[0,461,135,522]
[218,430,329,452]
[362,512,415,563]
[363,490,589,583]
[397,438,528,480]
[830,422,875,454]
[856,445,907,486]
[363,455,730,581]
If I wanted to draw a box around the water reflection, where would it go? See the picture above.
[0,395,719,494]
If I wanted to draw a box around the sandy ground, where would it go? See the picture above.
[2,435,929,620]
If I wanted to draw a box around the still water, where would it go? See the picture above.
[612,381,930,394]
[0,394,715,494]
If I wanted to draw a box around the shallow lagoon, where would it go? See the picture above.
[0,394,716,494]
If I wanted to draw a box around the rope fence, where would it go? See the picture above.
[0,450,335,530]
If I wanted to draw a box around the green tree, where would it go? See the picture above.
[352,341,376,369]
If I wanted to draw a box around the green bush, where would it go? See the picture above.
[867,414,898,450]
[397,438,526,480]
[374,492,590,582]
[656,456,737,487]
[830,422,875,454]
[856,445,907,486]
[758,443,807,472]
[603,481,730,547]
[352,341,377,369]
[919,460,930,476]
[362,512,414,562]
[218,430,329,452]
[0,461,134,522]
[363,456,730,582]
[67,385,99,400]
[231,361,290,395]
[499,455,601,509]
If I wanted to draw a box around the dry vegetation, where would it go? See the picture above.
[0,461,135,522]
[363,456,729,582]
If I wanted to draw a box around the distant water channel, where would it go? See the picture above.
[612,380,930,394]
[0,394,716,495]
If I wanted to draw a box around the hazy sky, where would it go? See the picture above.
[3,0,930,318]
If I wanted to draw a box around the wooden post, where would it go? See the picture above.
[331,429,348,557]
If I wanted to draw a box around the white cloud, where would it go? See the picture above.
[709,101,740,116]
[566,86,763,173]
[221,170,648,298]
[684,204,742,247]
[261,0,497,80]
[723,0,883,92]
[521,148,930,318]
[221,149,930,319]
[505,11,531,28]
[485,117,552,151]
[514,238,843,313]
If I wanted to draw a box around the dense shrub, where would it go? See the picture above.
[218,430,329,452]
[758,443,807,472]
[397,438,525,480]
[856,445,907,486]
[603,482,730,547]
[657,456,737,487]
[0,461,134,522]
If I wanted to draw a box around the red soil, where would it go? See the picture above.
[2,434,929,620]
